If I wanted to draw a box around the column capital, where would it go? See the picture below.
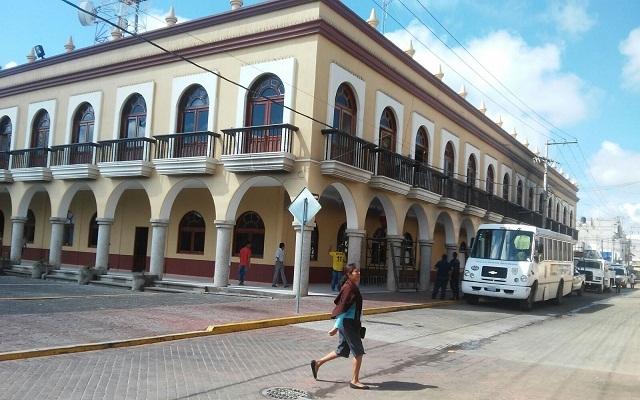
[214,220,235,229]
[445,243,458,250]
[96,218,114,226]
[150,219,169,227]
[11,216,27,223]
[418,240,434,247]
[49,217,66,225]
[386,234,404,242]
[345,229,367,238]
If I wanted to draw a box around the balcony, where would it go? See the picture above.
[408,163,443,204]
[10,148,52,182]
[0,151,12,182]
[465,186,490,217]
[320,129,375,183]
[153,131,220,175]
[221,124,297,172]
[49,143,100,180]
[439,177,467,211]
[369,149,414,195]
[97,137,155,178]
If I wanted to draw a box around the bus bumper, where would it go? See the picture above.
[462,280,531,300]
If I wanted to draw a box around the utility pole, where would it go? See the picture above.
[534,140,577,230]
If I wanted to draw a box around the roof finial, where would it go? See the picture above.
[404,40,415,58]
[458,84,467,99]
[435,64,444,80]
[511,127,518,138]
[64,36,75,53]
[230,0,243,11]
[165,6,177,26]
[367,8,379,29]
[26,48,36,63]
[522,137,529,147]
[479,100,487,114]
[496,114,503,127]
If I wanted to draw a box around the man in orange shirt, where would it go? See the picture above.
[238,242,252,286]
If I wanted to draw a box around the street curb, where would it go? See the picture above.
[0,300,457,362]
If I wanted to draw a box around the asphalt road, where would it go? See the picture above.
[0,283,636,399]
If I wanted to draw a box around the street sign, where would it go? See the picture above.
[288,187,321,225]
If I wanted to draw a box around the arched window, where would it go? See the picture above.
[516,180,523,205]
[563,207,567,225]
[414,127,429,164]
[178,85,209,133]
[31,110,50,148]
[547,198,553,218]
[63,211,74,247]
[333,83,357,135]
[120,94,146,139]
[378,107,396,151]
[0,116,12,152]
[337,222,347,253]
[486,165,495,194]
[72,103,95,143]
[24,210,35,244]
[310,225,319,261]
[88,213,98,248]
[569,211,574,228]
[528,188,534,210]
[556,204,560,221]
[466,155,477,186]
[444,142,455,177]
[246,74,284,127]
[502,173,510,200]
[233,211,265,258]
[539,193,544,214]
[178,211,206,254]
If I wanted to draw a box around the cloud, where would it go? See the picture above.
[385,23,593,153]
[550,0,596,36]
[138,8,190,33]
[620,27,640,91]
[3,61,17,70]
[589,141,640,186]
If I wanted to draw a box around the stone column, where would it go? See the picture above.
[386,235,403,291]
[345,229,366,267]
[149,219,169,278]
[293,222,314,297]
[213,220,234,287]
[48,217,66,268]
[418,240,433,291]
[95,218,113,273]
[9,216,27,263]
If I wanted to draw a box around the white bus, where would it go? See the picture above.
[461,224,575,310]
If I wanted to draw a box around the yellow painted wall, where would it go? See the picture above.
[64,191,97,253]
[111,190,151,256]
[165,188,216,260]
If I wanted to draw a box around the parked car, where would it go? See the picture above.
[612,265,629,288]
[571,268,585,296]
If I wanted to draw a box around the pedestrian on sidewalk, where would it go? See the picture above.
[329,247,345,291]
[311,263,369,390]
[272,242,288,287]
[238,242,252,286]
[432,254,451,300]
[449,252,460,300]
[630,272,636,289]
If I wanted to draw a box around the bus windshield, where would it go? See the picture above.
[470,229,533,261]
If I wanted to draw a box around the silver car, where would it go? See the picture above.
[612,266,629,288]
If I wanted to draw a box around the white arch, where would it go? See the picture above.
[15,184,50,217]
[225,176,287,221]
[435,211,455,244]
[103,180,149,219]
[459,217,476,243]
[158,178,214,220]
[54,182,96,218]
[367,194,399,236]
[319,182,358,230]
[327,63,366,138]
[404,204,431,241]
[374,91,404,152]
[113,82,155,139]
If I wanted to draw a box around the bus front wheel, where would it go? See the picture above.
[520,283,537,311]
[553,281,564,305]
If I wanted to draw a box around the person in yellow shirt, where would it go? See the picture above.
[329,247,346,291]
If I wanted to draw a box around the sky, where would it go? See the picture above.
[1,0,639,225]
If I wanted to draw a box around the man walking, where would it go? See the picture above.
[272,242,288,287]
[432,254,451,300]
[449,252,461,300]
[238,242,252,286]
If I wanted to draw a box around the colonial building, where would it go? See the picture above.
[0,0,578,293]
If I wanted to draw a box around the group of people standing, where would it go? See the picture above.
[431,252,461,300]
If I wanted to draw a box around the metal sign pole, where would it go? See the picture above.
[296,198,308,314]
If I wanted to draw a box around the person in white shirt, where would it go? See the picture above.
[272,242,288,287]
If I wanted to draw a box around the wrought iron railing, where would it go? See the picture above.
[321,129,375,173]
[466,186,490,210]
[222,124,297,155]
[97,137,156,162]
[413,163,444,194]
[50,143,100,166]
[154,131,219,159]
[442,177,468,203]
[373,148,414,185]
[10,148,50,168]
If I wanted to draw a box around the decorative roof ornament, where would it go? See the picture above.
[165,6,177,26]
[496,115,503,127]
[479,100,487,114]
[111,26,123,40]
[435,64,444,80]
[230,0,243,10]
[511,128,518,138]
[367,8,379,29]
[64,36,75,53]
[522,137,529,147]
[26,48,36,63]
[458,84,467,99]
[405,40,415,58]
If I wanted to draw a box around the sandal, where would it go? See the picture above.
[349,382,370,390]
[310,360,318,380]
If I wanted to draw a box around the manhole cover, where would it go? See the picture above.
[261,387,312,400]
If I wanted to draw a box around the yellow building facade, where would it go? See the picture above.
[0,0,578,293]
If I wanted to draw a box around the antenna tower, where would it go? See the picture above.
[77,0,149,43]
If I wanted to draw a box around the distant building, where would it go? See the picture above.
[576,217,630,265]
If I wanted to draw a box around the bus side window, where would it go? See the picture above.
[536,239,544,261]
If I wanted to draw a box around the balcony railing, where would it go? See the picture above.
[413,163,444,194]
[467,186,490,210]
[222,124,297,155]
[0,151,9,170]
[154,131,219,159]
[373,148,414,185]
[321,129,375,173]
[50,143,100,166]
[97,137,156,162]
[10,148,50,168]
[442,177,468,203]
